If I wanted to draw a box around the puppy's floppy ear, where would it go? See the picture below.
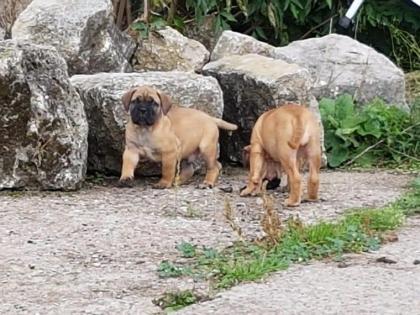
[242,145,251,168]
[121,88,137,112]
[157,90,173,115]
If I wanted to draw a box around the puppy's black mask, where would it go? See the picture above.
[129,99,159,126]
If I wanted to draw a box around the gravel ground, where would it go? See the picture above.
[0,169,415,314]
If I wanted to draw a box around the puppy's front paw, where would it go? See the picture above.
[153,180,172,189]
[117,177,135,188]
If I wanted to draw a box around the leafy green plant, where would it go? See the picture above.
[158,260,191,278]
[176,242,197,258]
[130,16,167,39]
[357,1,420,71]
[320,94,420,168]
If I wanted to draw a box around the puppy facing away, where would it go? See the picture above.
[240,104,321,207]
[119,85,237,189]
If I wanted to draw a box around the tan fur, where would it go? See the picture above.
[240,104,321,207]
[119,86,237,189]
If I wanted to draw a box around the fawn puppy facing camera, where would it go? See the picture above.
[240,104,321,207]
[119,85,237,189]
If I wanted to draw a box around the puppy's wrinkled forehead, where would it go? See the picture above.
[131,86,160,104]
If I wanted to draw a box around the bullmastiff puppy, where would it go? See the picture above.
[119,85,237,189]
[240,104,321,207]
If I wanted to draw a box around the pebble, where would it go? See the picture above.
[376,257,397,264]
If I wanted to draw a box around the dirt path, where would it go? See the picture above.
[0,170,415,314]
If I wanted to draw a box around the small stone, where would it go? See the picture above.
[256,198,264,206]
[337,262,350,268]
[413,259,420,265]
[376,256,397,264]
[219,185,233,193]
[28,264,35,270]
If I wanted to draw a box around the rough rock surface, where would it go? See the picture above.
[0,0,32,39]
[0,170,414,313]
[274,34,407,107]
[132,26,209,73]
[211,31,407,107]
[12,0,136,75]
[0,40,88,190]
[183,15,220,52]
[70,72,224,176]
[211,30,276,61]
[203,54,323,163]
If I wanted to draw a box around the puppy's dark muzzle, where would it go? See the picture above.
[130,104,157,126]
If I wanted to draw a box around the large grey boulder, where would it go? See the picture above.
[274,34,407,107]
[70,72,224,176]
[211,30,276,61]
[211,31,406,107]
[12,0,136,75]
[0,41,88,190]
[132,26,210,73]
[203,54,325,163]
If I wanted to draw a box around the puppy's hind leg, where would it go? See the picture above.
[280,154,302,207]
[240,145,265,197]
[198,140,221,189]
[306,143,321,202]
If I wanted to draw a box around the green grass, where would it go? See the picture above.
[392,177,420,216]
[152,290,201,312]
[155,178,420,311]
[157,260,192,278]
[176,242,197,258]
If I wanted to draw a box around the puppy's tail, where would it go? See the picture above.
[212,118,238,131]
[288,116,305,150]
